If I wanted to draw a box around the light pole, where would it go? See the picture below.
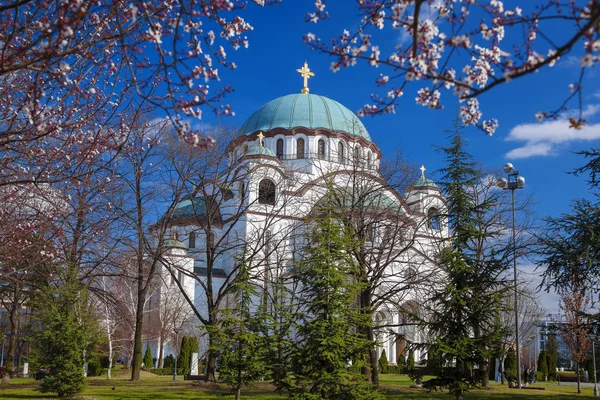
[497,162,525,388]
[173,328,180,381]
[593,335,598,396]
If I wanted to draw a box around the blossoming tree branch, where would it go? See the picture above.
[305,0,600,135]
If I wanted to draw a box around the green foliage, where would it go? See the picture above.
[87,358,103,377]
[378,350,388,374]
[505,350,517,378]
[31,271,99,398]
[397,354,406,371]
[534,371,545,382]
[211,256,268,398]
[144,346,154,370]
[163,354,175,369]
[178,337,191,375]
[585,358,594,380]
[407,350,415,371]
[276,189,382,400]
[150,367,184,376]
[546,335,558,379]
[422,128,510,400]
[537,350,548,377]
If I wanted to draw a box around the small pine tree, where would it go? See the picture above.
[163,354,175,369]
[31,270,98,398]
[378,350,388,374]
[407,350,415,371]
[537,350,548,378]
[397,354,406,372]
[143,346,153,370]
[504,350,517,379]
[178,337,191,375]
[546,351,556,380]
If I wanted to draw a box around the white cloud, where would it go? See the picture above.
[505,106,600,159]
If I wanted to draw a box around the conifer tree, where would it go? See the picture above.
[423,127,510,400]
[143,346,153,370]
[178,337,190,375]
[279,187,381,400]
[537,350,548,378]
[31,269,98,398]
[213,256,268,400]
[378,350,388,374]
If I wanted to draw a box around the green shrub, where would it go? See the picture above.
[378,350,388,374]
[150,367,184,376]
[397,354,406,371]
[347,365,361,374]
[505,350,516,378]
[535,371,545,382]
[87,358,103,377]
[163,354,175,369]
[143,346,153,370]
[387,365,403,374]
[407,350,415,371]
[537,350,548,377]
[99,356,111,369]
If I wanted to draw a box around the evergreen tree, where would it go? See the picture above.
[407,350,415,371]
[378,350,388,374]
[504,350,517,378]
[546,334,558,379]
[178,336,191,375]
[31,269,98,398]
[397,354,406,372]
[423,127,510,400]
[143,346,153,370]
[537,350,548,378]
[163,354,175,369]
[213,256,268,400]
[279,187,381,400]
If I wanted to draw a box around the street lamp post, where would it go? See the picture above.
[173,329,180,381]
[497,162,525,389]
[593,336,598,396]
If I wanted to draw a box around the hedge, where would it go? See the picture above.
[150,368,185,376]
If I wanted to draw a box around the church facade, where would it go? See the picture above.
[155,64,447,367]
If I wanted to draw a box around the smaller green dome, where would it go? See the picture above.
[410,177,439,189]
[246,146,277,158]
[164,239,187,249]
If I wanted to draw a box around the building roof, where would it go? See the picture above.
[410,177,439,189]
[164,239,187,249]
[245,145,277,158]
[240,94,371,141]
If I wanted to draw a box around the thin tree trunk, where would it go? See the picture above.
[130,289,146,381]
[205,333,217,382]
[158,336,164,368]
[235,387,241,400]
[500,357,505,385]
[5,286,21,382]
[577,361,581,394]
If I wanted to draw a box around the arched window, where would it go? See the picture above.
[258,179,276,205]
[428,207,441,230]
[239,181,245,201]
[338,141,344,163]
[354,146,360,164]
[276,138,284,159]
[318,139,326,160]
[296,138,305,159]
[367,152,372,170]
[188,231,196,249]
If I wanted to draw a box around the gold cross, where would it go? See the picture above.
[296,62,315,94]
[257,132,265,147]
[420,165,426,179]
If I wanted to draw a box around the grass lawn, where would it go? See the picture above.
[0,371,597,399]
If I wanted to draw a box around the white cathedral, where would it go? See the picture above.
[152,63,448,367]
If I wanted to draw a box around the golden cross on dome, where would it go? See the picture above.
[257,132,265,147]
[172,229,178,241]
[296,62,315,94]
[420,165,426,179]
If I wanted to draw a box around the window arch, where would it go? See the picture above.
[353,146,361,164]
[367,152,372,170]
[276,138,284,159]
[258,179,276,205]
[338,141,344,163]
[428,208,441,230]
[188,231,196,249]
[318,139,326,160]
[296,138,305,159]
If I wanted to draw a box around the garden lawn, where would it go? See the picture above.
[0,373,597,399]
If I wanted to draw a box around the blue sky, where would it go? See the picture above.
[200,1,600,313]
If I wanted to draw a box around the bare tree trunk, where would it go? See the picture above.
[205,332,217,382]
[158,335,164,368]
[500,357,505,385]
[577,361,581,394]
[235,387,241,400]
[4,286,21,383]
[130,288,146,381]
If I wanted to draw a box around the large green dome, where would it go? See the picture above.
[240,94,371,141]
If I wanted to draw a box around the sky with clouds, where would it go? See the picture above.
[197,2,600,316]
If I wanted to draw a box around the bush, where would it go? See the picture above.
[87,358,103,377]
[150,367,184,376]
[504,350,517,378]
[99,356,111,369]
[535,371,545,382]
[397,354,406,371]
[347,365,361,374]
[387,365,404,374]
[537,350,548,377]
[378,350,388,374]
[143,346,153,370]
[407,350,415,371]
[163,354,175,369]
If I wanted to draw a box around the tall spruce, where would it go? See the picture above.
[279,186,381,400]
[423,127,509,400]
[213,256,268,400]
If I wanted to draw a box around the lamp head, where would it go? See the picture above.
[517,176,525,188]
[496,177,508,189]
[503,163,515,174]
